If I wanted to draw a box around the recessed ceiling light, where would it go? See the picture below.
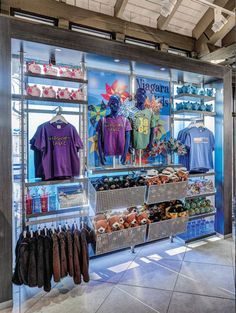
[210,59,225,64]
[160,67,166,71]
[55,48,62,52]
[114,59,120,63]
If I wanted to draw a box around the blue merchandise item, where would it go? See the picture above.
[177,128,190,169]
[49,191,57,212]
[32,188,41,213]
[184,127,215,171]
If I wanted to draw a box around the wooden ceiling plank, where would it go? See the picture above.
[209,13,235,44]
[200,42,236,61]
[114,0,129,18]
[222,25,236,46]
[156,0,183,30]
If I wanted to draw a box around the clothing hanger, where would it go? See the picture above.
[30,228,34,238]
[38,226,41,236]
[50,106,68,124]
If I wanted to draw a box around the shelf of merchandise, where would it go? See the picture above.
[186,190,216,199]
[25,176,87,187]
[174,94,215,101]
[177,232,216,243]
[172,110,216,116]
[189,171,215,178]
[24,72,88,84]
[26,205,89,219]
[189,210,216,221]
[12,94,88,105]
[88,163,182,176]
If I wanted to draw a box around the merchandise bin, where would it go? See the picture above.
[146,181,188,204]
[147,216,188,242]
[89,181,147,213]
[95,225,147,255]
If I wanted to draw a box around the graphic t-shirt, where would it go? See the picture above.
[32,122,83,180]
[184,127,215,171]
[131,108,156,149]
[96,115,132,156]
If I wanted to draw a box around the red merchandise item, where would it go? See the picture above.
[41,188,48,213]
[42,86,56,98]
[27,62,41,74]
[26,191,33,215]
[57,88,71,99]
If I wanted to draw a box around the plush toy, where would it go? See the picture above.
[94,219,110,234]
[43,64,58,76]
[137,212,151,225]
[118,214,126,228]
[169,174,179,183]
[71,68,84,79]
[124,212,138,228]
[146,176,161,186]
[26,85,41,97]
[93,213,106,222]
[59,67,72,78]
[57,88,71,99]
[70,89,84,101]
[176,170,188,181]
[42,86,56,98]
[159,174,170,184]
[27,62,41,74]
[107,215,124,231]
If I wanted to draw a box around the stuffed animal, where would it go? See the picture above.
[107,215,124,231]
[59,67,72,78]
[27,62,41,74]
[42,86,56,98]
[159,174,170,184]
[26,85,41,97]
[137,212,151,225]
[94,219,110,234]
[57,88,71,99]
[70,89,84,101]
[43,64,58,76]
[71,68,84,79]
[176,170,188,181]
[93,213,106,222]
[124,212,138,228]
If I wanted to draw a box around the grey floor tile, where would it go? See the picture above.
[89,248,140,283]
[184,238,233,266]
[175,261,235,299]
[137,239,188,261]
[25,281,114,313]
[119,258,182,291]
[96,285,171,313]
[168,292,235,313]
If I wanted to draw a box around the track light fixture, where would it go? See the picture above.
[160,0,177,17]
[211,8,227,33]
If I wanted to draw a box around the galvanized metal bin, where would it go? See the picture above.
[147,216,188,242]
[89,181,147,213]
[146,181,188,204]
[95,225,147,255]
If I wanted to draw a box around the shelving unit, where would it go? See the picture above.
[186,190,216,199]
[189,210,216,221]
[189,171,215,178]
[25,176,87,187]
[12,94,88,105]
[172,109,216,116]
[174,93,215,101]
[24,72,88,84]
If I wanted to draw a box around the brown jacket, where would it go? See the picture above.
[80,228,90,283]
[59,231,68,278]
[73,229,81,284]
[52,232,61,283]
[66,228,74,277]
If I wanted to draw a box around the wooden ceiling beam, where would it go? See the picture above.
[222,25,236,46]
[114,0,129,18]
[1,0,195,51]
[192,0,229,39]
[156,0,183,30]
[200,42,236,61]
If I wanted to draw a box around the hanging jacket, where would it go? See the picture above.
[36,232,45,288]
[73,229,81,284]
[52,232,61,283]
[59,230,68,278]
[43,234,53,292]
[66,228,74,277]
[18,237,30,285]
[80,228,90,283]
[12,233,24,285]
[28,235,37,287]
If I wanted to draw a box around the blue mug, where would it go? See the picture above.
[206,104,213,112]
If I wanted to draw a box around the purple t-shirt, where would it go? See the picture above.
[33,122,83,180]
[96,115,132,156]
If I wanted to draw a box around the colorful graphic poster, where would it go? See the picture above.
[136,76,170,115]
[87,70,130,168]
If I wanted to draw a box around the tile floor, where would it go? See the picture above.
[1,235,235,313]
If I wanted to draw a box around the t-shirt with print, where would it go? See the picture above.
[131,108,156,149]
[96,115,132,156]
[184,127,214,171]
[30,123,45,179]
[33,122,83,180]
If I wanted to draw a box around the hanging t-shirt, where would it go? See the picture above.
[96,115,132,156]
[30,123,46,179]
[184,127,215,171]
[177,128,189,170]
[131,108,156,149]
[32,122,83,180]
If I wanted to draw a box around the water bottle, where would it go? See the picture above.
[195,220,201,236]
[190,221,196,237]
[205,220,210,233]
[32,188,41,213]
[209,218,215,232]
[49,191,57,212]
[200,219,206,234]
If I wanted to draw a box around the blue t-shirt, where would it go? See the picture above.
[177,128,189,169]
[184,127,214,171]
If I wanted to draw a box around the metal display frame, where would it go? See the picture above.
[0,15,233,305]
